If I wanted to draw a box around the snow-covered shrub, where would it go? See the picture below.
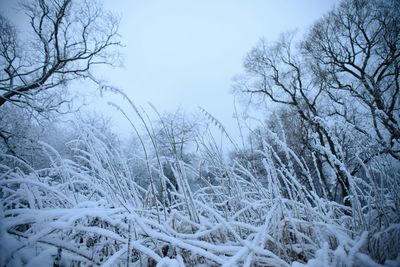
[0,119,399,266]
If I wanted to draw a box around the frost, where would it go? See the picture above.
[0,120,399,266]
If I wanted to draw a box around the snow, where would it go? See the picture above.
[156,257,185,267]
[1,119,399,266]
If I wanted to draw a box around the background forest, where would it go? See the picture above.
[0,0,399,266]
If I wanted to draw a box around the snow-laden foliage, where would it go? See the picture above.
[1,121,399,266]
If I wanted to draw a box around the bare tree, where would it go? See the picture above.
[0,0,121,111]
[152,110,202,193]
[237,0,400,208]
[154,110,200,162]
[302,0,400,162]
[240,34,351,204]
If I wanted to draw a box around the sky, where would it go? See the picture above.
[1,0,337,140]
[97,0,338,139]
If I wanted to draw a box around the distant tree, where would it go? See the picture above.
[0,105,42,159]
[154,110,200,162]
[0,105,76,168]
[0,0,121,110]
[153,110,201,191]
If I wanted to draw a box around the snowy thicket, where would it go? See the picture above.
[1,117,399,266]
[1,0,400,266]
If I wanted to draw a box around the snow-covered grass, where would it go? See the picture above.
[0,122,399,266]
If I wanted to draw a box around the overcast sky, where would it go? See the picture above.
[98,0,337,138]
[1,0,337,139]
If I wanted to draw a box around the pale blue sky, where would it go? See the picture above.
[98,0,337,137]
